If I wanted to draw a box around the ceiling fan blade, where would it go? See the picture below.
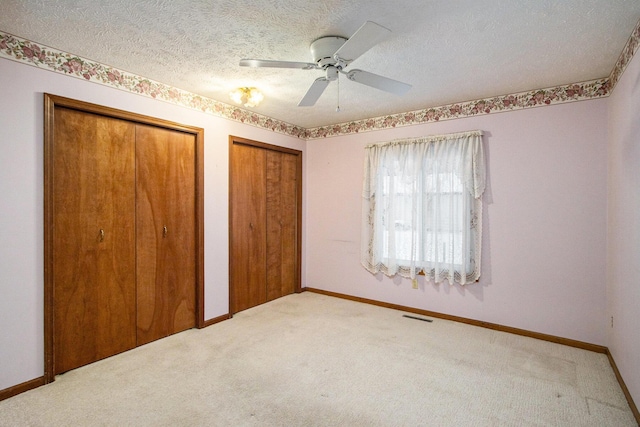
[298,78,331,106]
[240,59,317,70]
[345,69,412,95]
[333,21,391,65]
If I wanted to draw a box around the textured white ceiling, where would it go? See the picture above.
[1,0,640,129]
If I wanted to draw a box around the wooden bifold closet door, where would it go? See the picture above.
[229,136,301,314]
[45,95,203,379]
[265,150,298,302]
[52,107,137,374]
[136,125,196,346]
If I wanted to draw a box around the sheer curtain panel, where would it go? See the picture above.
[361,130,485,285]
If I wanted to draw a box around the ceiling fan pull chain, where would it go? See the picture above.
[336,73,341,113]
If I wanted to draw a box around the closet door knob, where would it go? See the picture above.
[99,229,105,242]
[163,225,168,238]
[249,222,254,230]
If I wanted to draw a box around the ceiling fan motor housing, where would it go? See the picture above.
[310,36,347,68]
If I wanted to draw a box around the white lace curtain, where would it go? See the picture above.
[361,130,485,284]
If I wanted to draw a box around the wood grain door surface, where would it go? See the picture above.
[230,143,267,313]
[266,151,298,301]
[136,125,196,345]
[230,140,300,314]
[52,108,198,375]
[53,107,137,374]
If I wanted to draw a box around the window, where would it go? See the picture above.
[361,131,485,285]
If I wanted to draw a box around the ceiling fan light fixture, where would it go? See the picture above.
[229,87,264,107]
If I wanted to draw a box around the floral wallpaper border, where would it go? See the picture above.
[609,16,640,89]
[305,17,640,140]
[1,17,639,140]
[0,31,308,139]
[303,78,610,139]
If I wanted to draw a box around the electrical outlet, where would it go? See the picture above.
[611,316,614,328]
[412,279,418,289]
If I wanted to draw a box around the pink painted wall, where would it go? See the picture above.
[2,45,636,405]
[0,57,306,391]
[607,46,640,405]
[306,99,609,345]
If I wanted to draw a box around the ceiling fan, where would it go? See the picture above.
[239,21,412,107]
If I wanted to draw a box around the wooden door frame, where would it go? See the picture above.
[43,94,205,383]
[228,136,303,315]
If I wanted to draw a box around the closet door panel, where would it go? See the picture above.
[136,125,196,345]
[279,152,298,296]
[266,151,297,301]
[53,108,136,374]
[230,143,267,313]
[265,151,282,302]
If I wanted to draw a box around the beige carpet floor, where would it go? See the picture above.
[0,292,636,426]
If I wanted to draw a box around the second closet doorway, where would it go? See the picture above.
[229,136,302,314]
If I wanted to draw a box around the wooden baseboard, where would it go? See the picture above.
[606,349,640,424]
[201,312,231,328]
[0,377,45,402]
[303,287,606,353]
